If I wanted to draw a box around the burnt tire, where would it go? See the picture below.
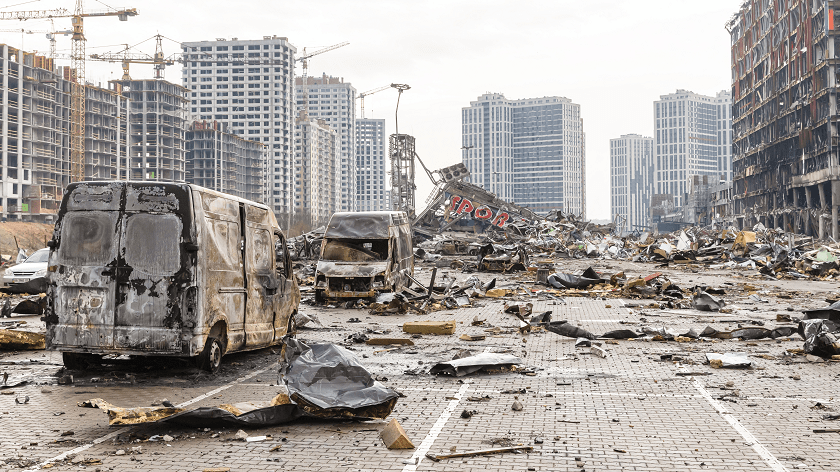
[197,336,223,373]
[62,352,99,370]
[314,289,325,304]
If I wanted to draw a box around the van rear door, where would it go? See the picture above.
[111,184,191,352]
[51,196,122,350]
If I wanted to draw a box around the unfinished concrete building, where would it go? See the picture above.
[727,0,840,238]
[294,118,338,227]
[113,79,189,182]
[0,45,71,222]
[186,120,265,203]
[85,85,129,181]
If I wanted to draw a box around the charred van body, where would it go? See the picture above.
[314,212,413,301]
[45,181,300,372]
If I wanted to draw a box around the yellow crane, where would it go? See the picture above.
[0,3,138,182]
[295,41,349,120]
[358,85,391,119]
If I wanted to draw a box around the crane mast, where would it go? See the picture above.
[359,85,390,119]
[0,3,137,182]
[295,41,348,120]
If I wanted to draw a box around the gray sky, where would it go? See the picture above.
[2,0,741,220]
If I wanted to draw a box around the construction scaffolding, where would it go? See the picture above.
[727,0,840,239]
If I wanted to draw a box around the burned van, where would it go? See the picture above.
[314,212,413,301]
[45,181,300,372]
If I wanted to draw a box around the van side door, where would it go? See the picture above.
[243,207,276,347]
[272,232,295,339]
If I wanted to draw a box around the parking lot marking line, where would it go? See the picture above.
[693,379,789,472]
[28,362,278,470]
[401,382,470,472]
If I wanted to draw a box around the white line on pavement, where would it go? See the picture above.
[401,382,471,472]
[693,380,789,472]
[28,363,279,470]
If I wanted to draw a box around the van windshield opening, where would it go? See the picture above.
[321,239,388,262]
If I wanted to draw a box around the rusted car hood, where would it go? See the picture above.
[315,261,388,277]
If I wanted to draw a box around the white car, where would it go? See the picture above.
[2,248,49,287]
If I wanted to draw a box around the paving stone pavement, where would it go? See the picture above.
[1,261,840,471]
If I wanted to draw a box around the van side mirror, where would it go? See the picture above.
[47,239,57,249]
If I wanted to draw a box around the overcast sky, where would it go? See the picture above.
[2,0,741,221]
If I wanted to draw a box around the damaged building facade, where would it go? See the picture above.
[728,0,839,238]
[461,93,585,216]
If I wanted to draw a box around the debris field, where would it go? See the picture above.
[4,226,840,471]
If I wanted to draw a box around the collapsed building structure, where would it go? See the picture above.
[727,0,840,239]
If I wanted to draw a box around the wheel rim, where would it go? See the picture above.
[209,342,221,370]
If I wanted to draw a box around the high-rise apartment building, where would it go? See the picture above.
[181,37,296,222]
[294,118,338,226]
[295,74,356,212]
[653,89,731,212]
[461,93,585,215]
[186,120,265,203]
[355,118,388,211]
[610,134,654,232]
[727,0,838,238]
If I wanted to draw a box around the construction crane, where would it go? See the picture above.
[358,84,390,119]
[295,41,348,120]
[0,21,73,58]
[89,34,290,80]
[89,35,173,80]
[0,3,138,182]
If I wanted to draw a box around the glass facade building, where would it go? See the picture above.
[461,93,585,216]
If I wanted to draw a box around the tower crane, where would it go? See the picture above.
[295,41,348,120]
[0,3,138,182]
[89,35,173,80]
[358,85,390,119]
[0,21,73,59]
[88,34,291,80]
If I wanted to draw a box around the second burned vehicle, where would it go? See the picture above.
[314,212,414,301]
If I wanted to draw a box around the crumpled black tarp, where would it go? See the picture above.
[80,338,399,426]
[798,319,840,357]
[700,326,798,340]
[543,321,596,340]
[282,338,399,417]
[547,267,601,289]
[429,352,523,376]
[601,329,642,339]
[693,292,725,311]
[803,301,840,321]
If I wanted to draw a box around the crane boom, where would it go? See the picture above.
[1,2,138,182]
[359,85,391,119]
[295,41,349,120]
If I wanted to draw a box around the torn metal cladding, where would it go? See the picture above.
[45,181,300,365]
[729,0,840,239]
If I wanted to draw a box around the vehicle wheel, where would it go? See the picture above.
[197,336,223,373]
[314,289,325,304]
[62,352,98,370]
